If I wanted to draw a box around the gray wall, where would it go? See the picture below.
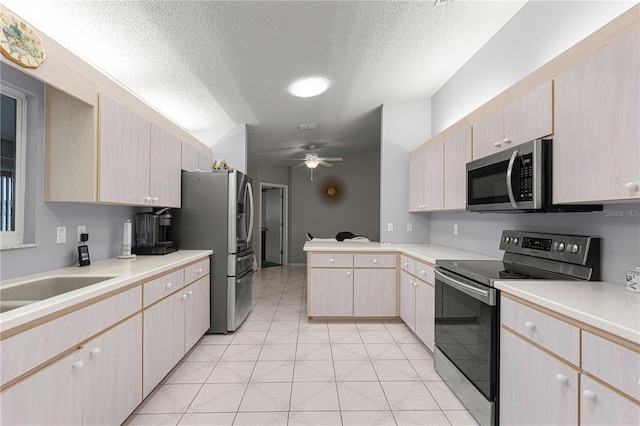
[380,100,431,243]
[1,64,140,280]
[425,0,640,286]
[289,153,381,264]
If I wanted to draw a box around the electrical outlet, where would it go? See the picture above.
[454,224,459,235]
[407,223,413,232]
[387,222,394,232]
[56,226,66,244]
[77,225,86,242]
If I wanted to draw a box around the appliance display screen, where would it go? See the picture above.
[521,237,552,251]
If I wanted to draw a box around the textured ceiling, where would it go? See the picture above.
[4,1,527,166]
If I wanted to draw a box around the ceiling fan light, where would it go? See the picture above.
[288,76,330,97]
[305,159,320,168]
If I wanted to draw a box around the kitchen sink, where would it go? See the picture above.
[0,275,116,313]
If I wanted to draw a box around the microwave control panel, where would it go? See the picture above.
[518,154,534,200]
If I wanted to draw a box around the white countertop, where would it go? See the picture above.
[495,280,640,344]
[303,241,498,264]
[0,250,212,332]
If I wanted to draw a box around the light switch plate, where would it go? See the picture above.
[454,224,459,235]
[407,223,413,232]
[56,226,66,244]
[77,225,86,242]
[387,222,394,232]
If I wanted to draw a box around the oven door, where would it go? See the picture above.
[466,139,544,212]
[434,268,498,401]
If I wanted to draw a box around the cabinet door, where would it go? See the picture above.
[414,280,434,351]
[99,94,151,204]
[309,269,353,316]
[184,276,211,352]
[181,142,199,171]
[143,292,185,398]
[503,81,553,148]
[83,314,142,426]
[500,328,578,425]
[443,126,471,210]
[423,141,444,211]
[198,151,212,171]
[409,152,424,211]
[150,124,182,208]
[400,271,416,331]
[472,108,503,160]
[353,269,397,317]
[0,350,83,425]
[581,375,640,426]
[554,30,639,203]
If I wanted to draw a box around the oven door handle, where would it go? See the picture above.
[506,149,519,209]
[435,270,496,306]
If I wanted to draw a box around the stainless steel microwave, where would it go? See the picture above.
[466,139,601,213]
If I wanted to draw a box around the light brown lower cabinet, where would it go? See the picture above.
[0,314,143,426]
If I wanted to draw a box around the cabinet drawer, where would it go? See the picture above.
[416,261,435,284]
[581,375,640,425]
[144,269,184,308]
[501,297,579,366]
[400,255,416,275]
[1,286,141,386]
[185,258,210,284]
[582,331,640,401]
[354,254,396,268]
[309,253,353,268]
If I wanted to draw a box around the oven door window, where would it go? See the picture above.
[467,159,522,206]
[435,279,498,400]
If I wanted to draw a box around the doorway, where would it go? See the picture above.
[259,183,288,268]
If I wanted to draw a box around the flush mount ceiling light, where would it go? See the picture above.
[288,76,330,97]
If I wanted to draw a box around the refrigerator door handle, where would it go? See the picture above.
[246,181,254,245]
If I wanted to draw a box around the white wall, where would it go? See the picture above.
[426,0,640,285]
[193,124,247,173]
[380,99,431,243]
[431,0,639,134]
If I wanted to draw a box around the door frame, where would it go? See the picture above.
[258,182,288,268]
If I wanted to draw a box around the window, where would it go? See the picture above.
[1,85,26,247]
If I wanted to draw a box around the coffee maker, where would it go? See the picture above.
[132,208,178,255]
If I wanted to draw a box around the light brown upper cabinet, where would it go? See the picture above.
[408,152,425,212]
[181,142,199,172]
[553,29,639,203]
[45,91,182,207]
[472,81,553,160]
[409,142,444,212]
[444,126,472,210]
[99,94,151,205]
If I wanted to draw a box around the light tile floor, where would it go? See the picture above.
[124,266,479,426]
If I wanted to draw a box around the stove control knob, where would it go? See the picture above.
[557,242,566,252]
[512,237,519,245]
[570,244,579,253]
[504,236,511,244]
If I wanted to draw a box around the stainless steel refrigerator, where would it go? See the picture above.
[171,170,254,333]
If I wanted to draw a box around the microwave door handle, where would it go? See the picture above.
[506,150,518,209]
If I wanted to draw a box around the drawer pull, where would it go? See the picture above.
[187,290,193,296]
[373,259,378,263]
[182,294,188,300]
[347,271,352,276]
[524,321,536,330]
[72,361,84,369]
[197,268,204,274]
[494,141,501,148]
[165,282,172,289]
[404,262,409,267]
[555,374,568,384]
[420,270,426,275]
[503,138,512,145]
[330,258,335,263]
[90,348,101,356]
[582,390,597,400]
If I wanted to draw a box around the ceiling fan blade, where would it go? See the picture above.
[294,162,307,167]
[319,157,343,161]
[283,158,309,161]
[318,160,334,167]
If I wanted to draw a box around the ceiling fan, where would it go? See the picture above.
[284,153,343,180]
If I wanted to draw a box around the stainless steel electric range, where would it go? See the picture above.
[434,230,601,426]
